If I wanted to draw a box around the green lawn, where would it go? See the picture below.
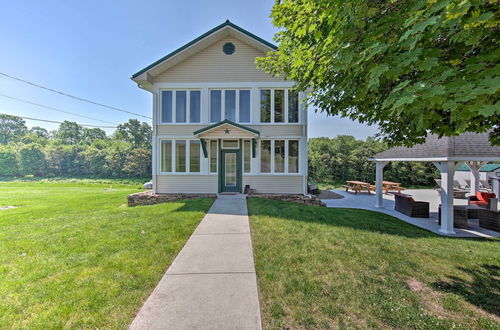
[0,181,213,328]
[248,198,500,329]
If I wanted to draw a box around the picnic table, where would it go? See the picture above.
[380,181,406,194]
[343,181,375,194]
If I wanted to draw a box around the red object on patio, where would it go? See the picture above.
[469,192,496,208]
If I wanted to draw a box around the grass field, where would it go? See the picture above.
[0,181,213,328]
[248,198,500,329]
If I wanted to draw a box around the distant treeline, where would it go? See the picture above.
[308,136,439,187]
[0,114,151,178]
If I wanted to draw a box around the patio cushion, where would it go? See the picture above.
[477,192,496,202]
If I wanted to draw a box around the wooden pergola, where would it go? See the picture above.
[371,133,500,235]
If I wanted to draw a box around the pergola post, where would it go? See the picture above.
[465,161,488,195]
[375,161,388,208]
[433,161,464,235]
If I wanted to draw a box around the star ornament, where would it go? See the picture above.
[224,128,231,134]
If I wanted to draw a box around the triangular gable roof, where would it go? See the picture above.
[193,119,259,138]
[131,20,277,85]
[372,133,500,161]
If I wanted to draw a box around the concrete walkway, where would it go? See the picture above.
[322,189,500,238]
[130,194,262,330]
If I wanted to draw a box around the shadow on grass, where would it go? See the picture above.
[431,264,500,317]
[247,197,497,241]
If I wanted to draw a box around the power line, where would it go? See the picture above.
[0,112,117,128]
[0,71,152,119]
[0,92,117,125]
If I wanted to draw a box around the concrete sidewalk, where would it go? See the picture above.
[130,195,262,330]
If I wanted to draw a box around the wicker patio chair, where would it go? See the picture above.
[478,209,500,232]
[394,193,430,218]
[438,205,468,229]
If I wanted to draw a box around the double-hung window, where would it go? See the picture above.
[259,89,299,123]
[160,139,201,173]
[161,90,201,123]
[210,89,251,123]
[260,139,300,173]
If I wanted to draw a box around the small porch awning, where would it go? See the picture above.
[193,119,260,139]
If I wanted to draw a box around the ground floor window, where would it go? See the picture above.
[260,139,300,174]
[160,139,201,173]
[243,140,251,173]
[210,140,218,173]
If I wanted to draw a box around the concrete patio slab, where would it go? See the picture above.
[322,189,500,238]
[130,194,262,330]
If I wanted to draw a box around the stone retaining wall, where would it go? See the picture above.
[128,191,216,207]
[248,194,326,207]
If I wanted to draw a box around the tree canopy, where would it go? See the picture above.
[258,0,500,146]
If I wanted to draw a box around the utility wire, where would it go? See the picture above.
[0,92,117,125]
[0,113,117,128]
[0,71,152,119]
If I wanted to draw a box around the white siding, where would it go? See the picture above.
[154,37,285,83]
[156,124,303,137]
[243,175,304,194]
[156,175,217,193]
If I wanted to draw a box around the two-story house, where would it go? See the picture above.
[132,20,307,194]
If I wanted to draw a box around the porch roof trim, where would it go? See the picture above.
[193,119,260,138]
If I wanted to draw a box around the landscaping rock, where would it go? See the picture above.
[248,194,326,207]
[128,191,216,207]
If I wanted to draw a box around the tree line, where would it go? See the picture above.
[0,114,439,186]
[308,136,439,187]
[0,114,151,178]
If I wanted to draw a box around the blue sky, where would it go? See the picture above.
[0,0,378,139]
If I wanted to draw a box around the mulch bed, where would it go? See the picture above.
[317,190,344,199]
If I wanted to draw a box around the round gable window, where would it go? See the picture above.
[223,42,235,55]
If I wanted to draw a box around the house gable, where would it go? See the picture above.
[153,36,284,83]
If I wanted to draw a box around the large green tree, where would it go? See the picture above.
[114,119,152,148]
[0,114,28,145]
[258,0,500,145]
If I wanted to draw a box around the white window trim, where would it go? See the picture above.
[243,139,252,173]
[209,140,218,175]
[259,88,299,124]
[160,89,202,124]
[158,138,203,175]
[210,89,252,124]
[258,138,302,175]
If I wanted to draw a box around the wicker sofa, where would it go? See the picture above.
[478,209,500,232]
[394,193,430,218]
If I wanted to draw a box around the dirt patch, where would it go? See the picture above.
[318,190,344,199]
[407,278,500,323]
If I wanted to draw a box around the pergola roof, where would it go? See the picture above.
[372,133,500,161]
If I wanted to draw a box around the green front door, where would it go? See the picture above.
[220,150,242,193]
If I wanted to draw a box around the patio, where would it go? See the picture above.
[321,189,500,238]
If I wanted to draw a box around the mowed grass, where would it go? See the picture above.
[248,198,500,329]
[0,181,213,328]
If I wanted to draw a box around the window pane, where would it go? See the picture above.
[243,140,251,173]
[288,140,299,173]
[274,140,285,172]
[161,91,172,123]
[210,140,217,173]
[210,90,221,122]
[260,140,271,173]
[176,91,186,123]
[260,90,271,123]
[239,90,250,122]
[222,140,238,148]
[175,140,186,172]
[161,140,172,172]
[190,140,200,172]
[288,90,299,123]
[190,91,201,123]
[225,90,236,121]
[274,90,284,123]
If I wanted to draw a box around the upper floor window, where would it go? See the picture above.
[260,89,299,123]
[210,89,251,123]
[161,90,201,123]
